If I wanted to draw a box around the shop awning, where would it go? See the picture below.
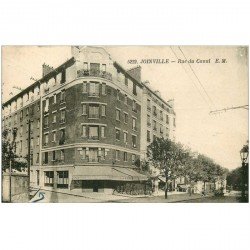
[72,166,148,181]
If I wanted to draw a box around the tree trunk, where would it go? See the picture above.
[165,169,168,199]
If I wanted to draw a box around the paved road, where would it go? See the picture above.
[30,189,99,203]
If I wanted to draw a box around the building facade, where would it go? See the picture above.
[2,46,175,193]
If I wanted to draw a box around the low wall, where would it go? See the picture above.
[2,172,29,203]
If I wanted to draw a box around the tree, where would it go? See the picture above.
[2,127,27,172]
[147,137,188,199]
[2,128,17,172]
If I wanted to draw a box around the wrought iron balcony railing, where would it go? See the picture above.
[77,69,112,81]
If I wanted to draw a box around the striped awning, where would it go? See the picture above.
[72,166,148,181]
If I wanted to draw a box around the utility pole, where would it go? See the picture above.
[27,119,31,193]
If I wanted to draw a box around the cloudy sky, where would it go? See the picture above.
[2,46,248,170]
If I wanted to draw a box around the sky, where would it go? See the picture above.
[1,46,248,170]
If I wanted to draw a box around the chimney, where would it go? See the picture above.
[154,90,161,97]
[143,80,150,87]
[167,99,175,108]
[127,65,141,82]
[42,63,54,77]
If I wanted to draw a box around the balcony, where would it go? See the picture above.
[77,69,112,81]
[88,92,100,98]
[88,135,99,140]
[60,119,66,124]
[88,114,99,119]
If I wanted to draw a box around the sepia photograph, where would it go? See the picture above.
[1,45,248,203]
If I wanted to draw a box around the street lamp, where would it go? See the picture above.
[240,144,248,202]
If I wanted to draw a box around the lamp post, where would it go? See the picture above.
[240,144,248,202]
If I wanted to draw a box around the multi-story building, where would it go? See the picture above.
[2,46,176,193]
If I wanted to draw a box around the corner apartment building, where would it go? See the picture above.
[2,46,175,193]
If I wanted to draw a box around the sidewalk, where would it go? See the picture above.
[30,186,211,202]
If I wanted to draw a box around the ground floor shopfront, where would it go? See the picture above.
[30,165,148,194]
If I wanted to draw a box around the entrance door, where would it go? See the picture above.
[36,170,40,186]
[93,181,99,192]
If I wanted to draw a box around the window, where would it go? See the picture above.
[116,109,120,121]
[80,148,86,159]
[83,62,88,71]
[132,154,136,164]
[147,130,151,142]
[82,125,87,137]
[60,90,65,103]
[44,116,49,128]
[60,150,65,161]
[30,138,34,148]
[124,132,128,143]
[57,171,69,188]
[160,110,163,120]
[101,126,105,138]
[44,152,49,164]
[124,152,128,162]
[89,148,98,162]
[89,104,99,118]
[53,113,56,123]
[36,153,39,164]
[99,148,105,160]
[20,140,22,152]
[133,82,137,95]
[44,98,49,112]
[115,150,120,161]
[132,100,137,112]
[160,125,163,135]
[89,82,100,96]
[117,89,120,100]
[44,171,53,186]
[89,126,99,140]
[147,115,151,126]
[61,69,66,84]
[115,129,120,141]
[132,118,136,130]
[37,119,40,129]
[125,77,128,86]
[37,136,40,146]
[153,134,156,141]
[132,135,137,148]
[124,113,128,124]
[173,117,176,127]
[83,82,87,93]
[147,99,151,110]
[26,107,29,116]
[102,83,106,95]
[52,151,56,161]
[90,63,100,74]
[59,129,65,145]
[60,110,66,123]
[52,131,56,142]
[166,115,169,124]
[20,126,23,136]
[101,105,106,116]
[82,104,87,115]
[44,134,49,146]
[101,64,106,72]
[153,106,157,116]
[37,103,40,112]
[14,113,17,124]
[20,110,23,121]
[53,94,57,104]
[124,94,128,104]
[153,120,157,131]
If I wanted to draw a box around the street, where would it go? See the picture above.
[29,188,242,203]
